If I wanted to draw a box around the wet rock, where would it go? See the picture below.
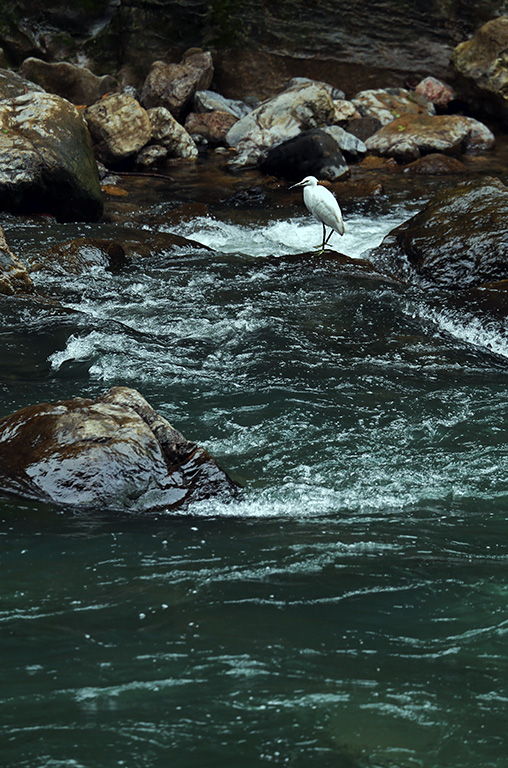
[0,91,103,221]
[414,76,456,110]
[0,226,35,295]
[185,110,238,147]
[369,177,508,287]
[452,17,508,125]
[19,58,118,105]
[260,129,349,181]
[84,92,152,165]
[403,153,468,175]
[321,125,366,160]
[0,386,239,513]
[140,51,214,121]
[226,80,336,168]
[147,106,198,159]
[365,114,493,162]
[0,67,44,99]
[352,88,435,126]
[464,116,496,151]
[194,90,251,118]
[28,238,128,275]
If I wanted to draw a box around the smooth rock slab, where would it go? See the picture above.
[0,387,238,513]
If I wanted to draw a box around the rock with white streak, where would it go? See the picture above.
[148,107,198,159]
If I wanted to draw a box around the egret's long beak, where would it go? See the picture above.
[288,180,304,189]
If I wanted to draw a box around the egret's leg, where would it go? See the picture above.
[323,229,334,248]
[322,224,327,251]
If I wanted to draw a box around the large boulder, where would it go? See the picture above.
[452,17,508,125]
[84,92,152,164]
[260,129,349,181]
[226,79,336,168]
[369,177,508,287]
[365,114,494,162]
[0,387,239,513]
[20,58,118,105]
[0,67,44,98]
[0,91,103,221]
[140,51,214,120]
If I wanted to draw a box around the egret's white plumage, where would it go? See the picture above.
[289,175,345,251]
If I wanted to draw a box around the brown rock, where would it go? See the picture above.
[20,58,118,105]
[28,238,128,275]
[84,93,152,164]
[404,153,468,174]
[0,227,35,295]
[140,52,214,120]
[185,110,238,146]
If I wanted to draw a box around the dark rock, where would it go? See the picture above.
[369,177,508,287]
[0,91,103,221]
[452,17,508,126]
[260,129,349,181]
[403,153,468,174]
[140,51,214,121]
[346,116,383,142]
[0,386,239,513]
[19,58,118,105]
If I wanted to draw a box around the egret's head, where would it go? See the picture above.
[289,175,319,190]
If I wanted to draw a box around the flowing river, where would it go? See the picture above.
[1,165,508,767]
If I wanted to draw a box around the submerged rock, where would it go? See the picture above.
[84,92,152,164]
[452,17,508,125]
[369,177,508,287]
[0,387,239,513]
[0,91,103,221]
[28,238,128,275]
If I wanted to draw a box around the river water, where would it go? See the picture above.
[1,165,508,767]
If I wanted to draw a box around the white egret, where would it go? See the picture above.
[289,175,345,252]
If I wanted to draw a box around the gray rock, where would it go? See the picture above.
[194,89,251,118]
[226,80,336,168]
[0,386,239,513]
[84,92,152,164]
[0,67,44,99]
[0,91,103,221]
[322,125,367,159]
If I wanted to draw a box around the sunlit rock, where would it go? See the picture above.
[452,17,508,125]
[369,177,508,287]
[84,92,152,164]
[0,387,239,513]
[0,91,103,221]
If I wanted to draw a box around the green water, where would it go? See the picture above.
[1,195,508,767]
